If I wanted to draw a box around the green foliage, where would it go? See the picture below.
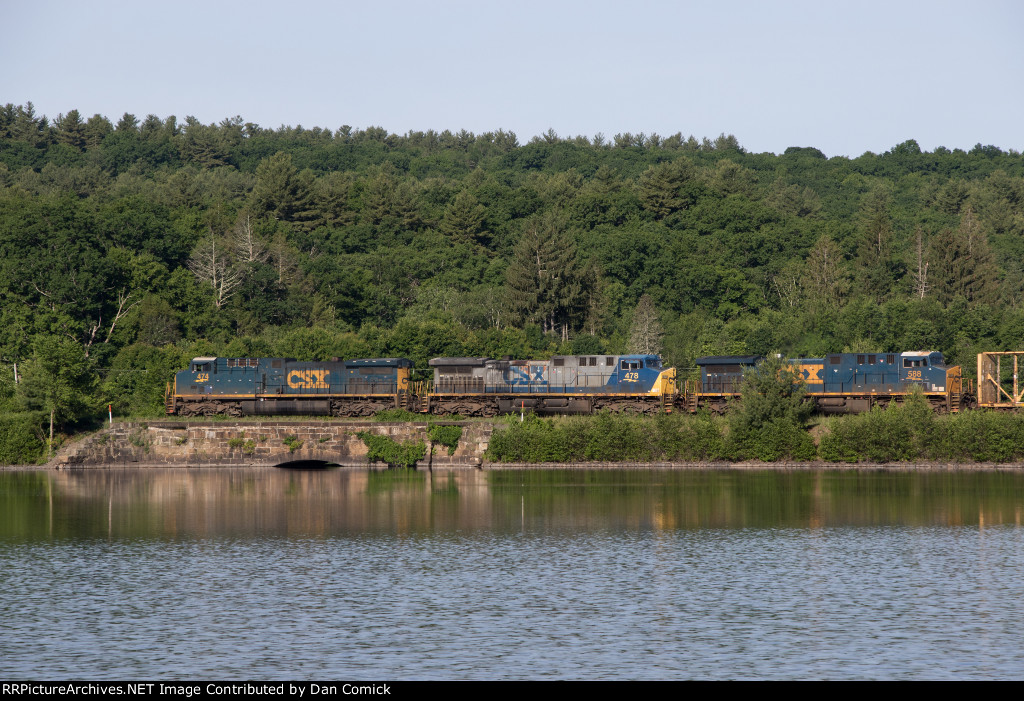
[486,412,732,463]
[820,396,1024,463]
[727,355,815,461]
[17,336,99,457]
[427,424,462,456]
[374,409,420,422]
[282,435,304,452]
[504,211,588,339]
[819,393,933,463]
[0,412,47,464]
[357,431,426,468]
[127,428,150,452]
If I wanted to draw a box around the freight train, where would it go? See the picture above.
[165,350,984,418]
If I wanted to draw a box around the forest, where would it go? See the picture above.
[1,101,1023,462]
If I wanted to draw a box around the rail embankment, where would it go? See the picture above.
[49,420,491,469]
[30,405,1024,470]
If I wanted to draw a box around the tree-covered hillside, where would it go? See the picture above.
[1,102,1023,457]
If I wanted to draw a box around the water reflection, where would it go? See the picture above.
[2,468,1023,540]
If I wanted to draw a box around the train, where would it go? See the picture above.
[163,349,1010,418]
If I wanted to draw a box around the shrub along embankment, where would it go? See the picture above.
[0,412,48,465]
[486,403,1024,465]
[819,402,1024,463]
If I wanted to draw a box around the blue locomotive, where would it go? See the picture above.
[166,357,414,416]
[689,351,965,413]
[426,354,677,415]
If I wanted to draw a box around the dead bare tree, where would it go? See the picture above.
[233,213,268,264]
[188,227,242,309]
[627,294,664,356]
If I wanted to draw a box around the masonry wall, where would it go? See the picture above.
[54,421,492,469]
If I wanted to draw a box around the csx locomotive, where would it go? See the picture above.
[166,350,970,417]
[426,354,677,415]
[166,356,414,417]
[689,351,966,414]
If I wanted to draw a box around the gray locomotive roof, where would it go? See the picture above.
[429,357,489,366]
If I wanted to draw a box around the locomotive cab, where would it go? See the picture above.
[175,356,220,395]
[900,351,948,392]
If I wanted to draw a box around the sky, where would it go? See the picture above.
[3,0,1022,158]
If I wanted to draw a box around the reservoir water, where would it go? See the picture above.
[2,467,1024,680]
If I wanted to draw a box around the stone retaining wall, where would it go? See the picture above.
[53,421,492,469]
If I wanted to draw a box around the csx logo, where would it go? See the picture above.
[503,366,547,385]
[794,364,822,382]
[288,369,329,389]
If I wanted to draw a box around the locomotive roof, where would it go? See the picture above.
[345,358,413,367]
[429,357,489,366]
[695,355,763,365]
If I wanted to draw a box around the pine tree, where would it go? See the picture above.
[504,213,587,340]
[931,205,999,306]
[440,191,488,247]
[54,109,86,150]
[250,152,315,227]
[637,158,696,218]
[855,187,896,302]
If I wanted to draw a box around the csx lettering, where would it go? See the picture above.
[795,364,821,382]
[503,367,547,385]
[287,369,329,389]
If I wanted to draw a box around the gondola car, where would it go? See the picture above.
[166,357,414,416]
[425,354,677,415]
[685,351,965,414]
